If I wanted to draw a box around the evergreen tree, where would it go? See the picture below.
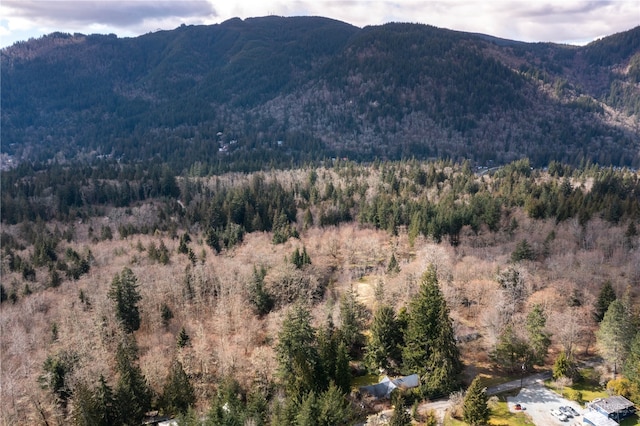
[402,265,462,396]
[423,297,463,395]
[338,287,368,356]
[553,350,577,380]
[387,253,400,275]
[92,376,118,426]
[296,391,319,426]
[74,376,118,426]
[526,304,551,365]
[160,360,195,416]
[276,304,324,396]
[245,389,269,426]
[318,382,352,426]
[388,394,412,426]
[317,319,338,386]
[177,327,191,348]
[291,246,312,269]
[40,350,78,411]
[108,267,142,333]
[490,325,534,373]
[248,265,273,316]
[178,233,191,254]
[596,299,634,376]
[594,281,617,322]
[365,304,402,373]
[161,303,174,328]
[115,337,152,426]
[334,341,351,395]
[205,378,245,426]
[511,239,535,262]
[73,381,100,426]
[623,333,640,403]
[463,376,490,426]
[176,407,201,426]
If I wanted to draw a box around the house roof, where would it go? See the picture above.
[589,396,635,415]
[583,410,620,426]
[359,374,420,399]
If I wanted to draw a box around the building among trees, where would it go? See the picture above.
[584,396,637,425]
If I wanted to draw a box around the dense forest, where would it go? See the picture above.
[2,17,640,171]
[2,14,640,426]
[1,159,640,425]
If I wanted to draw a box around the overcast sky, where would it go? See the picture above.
[1,0,638,48]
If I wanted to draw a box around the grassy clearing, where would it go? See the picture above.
[443,394,534,426]
[351,372,380,389]
[544,367,609,406]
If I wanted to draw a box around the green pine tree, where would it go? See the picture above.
[334,341,351,395]
[177,327,191,348]
[115,337,152,426]
[553,350,577,380]
[594,281,617,322]
[423,297,463,395]
[402,265,462,396]
[276,304,324,396]
[365,305,402,373]
[296,391,319,426]
[388,394,412,426]
[511,239,535,262]
[318,382,352,426]
[463,376,490,426]
[596,299,634,375]
[248,265,273,316]
[338,287,368,356]
[108,267,142,333]
[490,325,534,373]
[387,253,400,275]
[526,304,551,365]
[161,360,195,416]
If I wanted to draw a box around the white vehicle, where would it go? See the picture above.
[550,409,568,422]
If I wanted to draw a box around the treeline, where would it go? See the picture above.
[3,159,640,252]
[0,161,180,224]
[4,158,640,308]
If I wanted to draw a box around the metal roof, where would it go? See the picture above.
[583,410,620,426]
[589,396,635,415]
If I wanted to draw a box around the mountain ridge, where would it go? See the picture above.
[2,16,639,171]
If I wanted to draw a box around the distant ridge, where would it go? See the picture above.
[2,17,639,171]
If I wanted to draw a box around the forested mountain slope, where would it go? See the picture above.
[2,17,639,171]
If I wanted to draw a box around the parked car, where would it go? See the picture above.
[551,409,569,422]
[563,406,579,417]
[559,406,574,418]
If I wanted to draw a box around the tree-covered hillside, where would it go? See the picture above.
[2,160,640,424]
[2,18,639,171]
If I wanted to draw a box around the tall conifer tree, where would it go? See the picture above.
[402,264,462,396]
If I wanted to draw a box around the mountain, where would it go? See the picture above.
[2,16,639,171]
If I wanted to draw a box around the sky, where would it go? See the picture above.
[1,0,638,49]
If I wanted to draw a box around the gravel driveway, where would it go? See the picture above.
[507,383,583,426]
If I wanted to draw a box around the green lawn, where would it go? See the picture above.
[443,399,534,426]
[351,372,380,389]
[543,367,613,405]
